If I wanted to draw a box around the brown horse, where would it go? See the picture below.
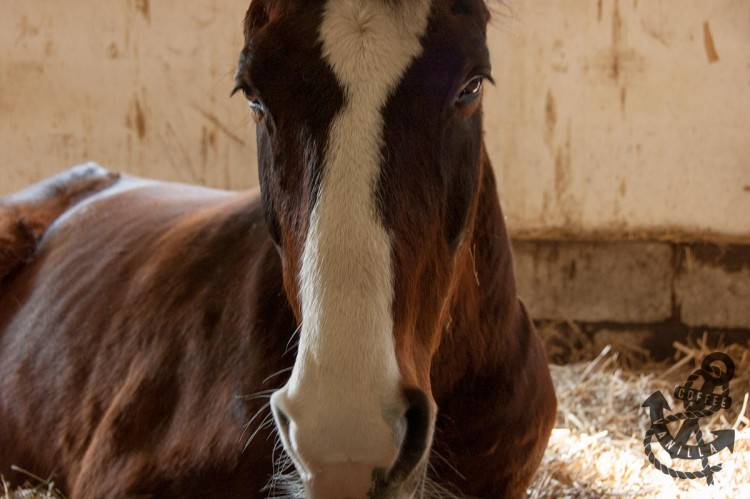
[0,1,555,497]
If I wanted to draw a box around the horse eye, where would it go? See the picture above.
[232,82,264,117]
[243,89,263,113]
[456,76,484,105]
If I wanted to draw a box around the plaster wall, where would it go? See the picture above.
[486,0,750,241]
[0,0,257,190]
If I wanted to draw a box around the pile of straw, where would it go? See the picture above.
[528,332,750,498]
[2,468,63,499]
[3,334,748,498]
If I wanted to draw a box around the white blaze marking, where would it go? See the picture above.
[280,0,432,469]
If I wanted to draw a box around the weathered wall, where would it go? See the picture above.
[485,0,750,241]
[2,0,748,241]
[0,0,256,191]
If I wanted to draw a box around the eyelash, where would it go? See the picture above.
[456,72,492,106]
[458,76,483,102]
[233,82,264,117]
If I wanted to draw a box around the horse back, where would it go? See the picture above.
[0,166,295,497]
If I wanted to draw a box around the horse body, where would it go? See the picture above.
[0,1,555,497]
[0,167,292,497]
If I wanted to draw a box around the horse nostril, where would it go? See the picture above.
[275,404,290,431]
[387,388,434,485]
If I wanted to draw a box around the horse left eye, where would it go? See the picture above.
[457,76,484,105]
[243,89,263,111]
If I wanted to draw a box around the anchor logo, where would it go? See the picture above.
[641,352,736,485]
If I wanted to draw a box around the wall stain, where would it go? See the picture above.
[126,97,147,140]
[134,100,146,140]
[206,128,217,148]
[15,16,40,43]
[597,0,603,22]
[551,39,569,73]
[620,86,627,116]
[554,119,581,230]
[200,127,218,167]
[545,90,557,147]
[703,21,719,63]
[611,0,622,80]
[554,120,575,225]
[639,7,673,48]
[588,0,646,85]
[642,25,671,47]
[8,61,45,77]
[107,43,120,59]
[135,0,150,23]
[554,150,570,196]
[743,186,750,193]
[684,244,750,274]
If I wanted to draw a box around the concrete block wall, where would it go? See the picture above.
[514,241,674,324]
[675,245,750,329]
[513,240,750,355]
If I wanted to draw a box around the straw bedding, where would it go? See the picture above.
[3,334,748,498]
[528,330,750,499]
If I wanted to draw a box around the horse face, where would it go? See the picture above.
[235,0,491,496]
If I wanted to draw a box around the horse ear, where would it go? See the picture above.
[0,164,119,279]
[0,208,37,280]
[244,0,295,37]
[450,0,492,21]
[244,1,270,39]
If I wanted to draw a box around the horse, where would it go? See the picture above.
[0,1,556,497]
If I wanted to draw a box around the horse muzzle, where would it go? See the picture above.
[271,387,435,499]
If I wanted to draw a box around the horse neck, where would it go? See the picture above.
[431,143,525,399]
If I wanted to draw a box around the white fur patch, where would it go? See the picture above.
[274,0,433,473]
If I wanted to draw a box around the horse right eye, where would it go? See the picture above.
[243,89,263,111]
